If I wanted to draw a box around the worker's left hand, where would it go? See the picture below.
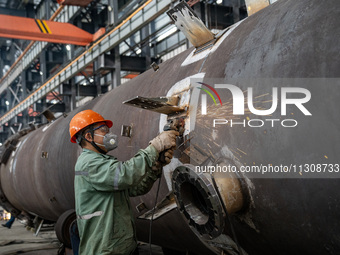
[149,130,179,153]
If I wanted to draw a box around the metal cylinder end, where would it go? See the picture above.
[172,164,245,239]
[172,164,224,239]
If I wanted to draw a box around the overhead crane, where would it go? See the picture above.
[0,14,105,46]
[0,0,170,126]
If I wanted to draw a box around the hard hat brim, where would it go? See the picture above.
[70,119,113,143]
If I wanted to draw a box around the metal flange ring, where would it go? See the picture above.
[172,164,224,239]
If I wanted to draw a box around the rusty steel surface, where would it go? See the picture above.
[1,0,340,254]
[0,99,99,221]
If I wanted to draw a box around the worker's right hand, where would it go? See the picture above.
[162,148,174,165]
[151,160,162,172]
[151,148,174,172]
[149,130,179,153]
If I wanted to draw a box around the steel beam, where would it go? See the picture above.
[140,25,151,68]
[70,78,76,111]
[111,48,121,90]
[8,86,20,105]
[0,0,172,125]
[0,14,99,46]
[57,0,93,7]
[0,6,81,95]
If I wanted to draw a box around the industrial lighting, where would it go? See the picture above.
[216,0,223,4]
[5,101,9,105]
[66,45,71,51]
[89,78,94,83]
[156,27,177,42]
[136,49,142,55]
[40,71,43,76]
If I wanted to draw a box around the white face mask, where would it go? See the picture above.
[94,133,118,151]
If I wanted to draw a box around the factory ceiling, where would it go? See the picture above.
[0,0,41,9]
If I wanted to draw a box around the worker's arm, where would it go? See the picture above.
[78,131,177,192]
[129,148,176,197]
[84,145,158,192]
[111,131,177,193]
[128,163,161,197]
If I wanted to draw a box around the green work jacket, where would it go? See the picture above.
[74,145,159,255]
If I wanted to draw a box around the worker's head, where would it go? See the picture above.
[69,110,117,153]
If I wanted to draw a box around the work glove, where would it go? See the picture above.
[152,160,162,171]
[149,130,179,153]
[161,148,174,165]
[151,149,174,173]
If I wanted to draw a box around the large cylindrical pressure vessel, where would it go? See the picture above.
[0,0,339,254]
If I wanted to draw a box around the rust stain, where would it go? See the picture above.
[207,149,216,161]
[230,148,242,158]
[237,148,247,155]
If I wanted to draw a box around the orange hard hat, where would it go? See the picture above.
[69,110,113,143]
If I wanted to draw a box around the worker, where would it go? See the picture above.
[1,215,15,229]
[69,109,178,255]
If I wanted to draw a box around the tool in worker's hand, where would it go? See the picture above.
[159,118,184,165]
[123,96,186,165]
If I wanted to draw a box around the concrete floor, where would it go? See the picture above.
[0,220,59,255]
[0,220,164,255]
